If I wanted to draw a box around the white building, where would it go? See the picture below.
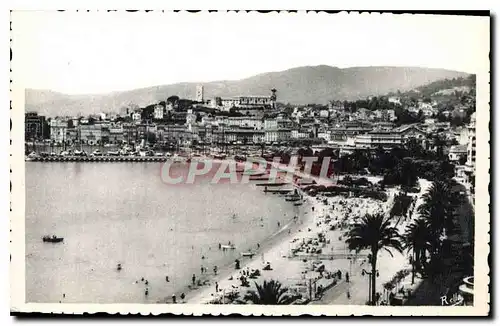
[388,96,401,105]
[264,119,278,130]
[132,111,142,121]
[319,110,329,118]
[225,117,263,129]
[318,131,331,142]
[154,104,165,120]
[291,129,310,139]
[448,145,468,162]
[464,112,476,196]
[355,131,403,149]
[50,119,68,144]
[466,113,476,169]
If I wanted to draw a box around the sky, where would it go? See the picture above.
[11,11,490,94]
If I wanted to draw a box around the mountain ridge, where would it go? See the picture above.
[25,65,470,116]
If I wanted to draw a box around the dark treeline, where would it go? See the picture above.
[277,139,456,187]
[342,96,401,113]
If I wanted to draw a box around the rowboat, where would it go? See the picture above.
[42,235,64,243]
[221,244,236,250]
[241,252,255,258]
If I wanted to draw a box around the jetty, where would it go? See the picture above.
[26,156,174,163]
[263,189,294,194]
[249,176,271,181]
[255,182,288,187]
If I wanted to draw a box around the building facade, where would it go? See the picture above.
[79,124,110,145]
[154,104,165,120]
[25,112,46,140]
[355,131,403,149]
[50,119,68,144]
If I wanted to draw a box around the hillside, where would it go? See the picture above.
[415,75,476,97]
[25,65,469,116]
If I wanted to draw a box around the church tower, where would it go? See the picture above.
[196,85,204,103]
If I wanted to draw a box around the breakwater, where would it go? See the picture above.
[26,156,174,163]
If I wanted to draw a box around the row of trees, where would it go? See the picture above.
[331,141,454,185]
[245,178,464,306]
[342,96,402,113]
[345,178,465,305]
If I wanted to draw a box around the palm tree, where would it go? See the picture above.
[395,158,418,187]
[418,181,456,244]
[403,218,432,284]
[417,180,460,278]
[243,280,294,305]
[346,213,403,305]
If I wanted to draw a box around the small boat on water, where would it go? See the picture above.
[294,202,303,206]
[241,252,255,258]
[42,235,64,243]
[264,189,293,194]
[285,195,301,202]
[221,244,236,250]
[26,152,38,161]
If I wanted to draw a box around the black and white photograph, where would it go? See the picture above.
[9,10,490,316]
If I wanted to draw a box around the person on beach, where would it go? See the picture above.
[257,243,260,249]
[166,276,170,282]
[218,243,222,250]
[172,294,176,304]
[192,274,196,285]
[346,272,350,283]
[145,289,149,296]
[277,221,281,228]
[201,266,204,274]
[180,293,185,301]
[215,282,219,292]
[214,266,218,275]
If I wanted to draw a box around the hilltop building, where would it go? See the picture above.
[212,89,277,111]
[196,85,204,102]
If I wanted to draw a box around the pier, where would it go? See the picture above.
[26,156,174,163]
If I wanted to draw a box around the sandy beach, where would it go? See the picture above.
[154,157,432,306]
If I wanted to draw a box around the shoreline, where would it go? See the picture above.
[177,161,337,304]
[158,186,316,304]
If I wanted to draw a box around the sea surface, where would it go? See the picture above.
[25,162,299,303]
